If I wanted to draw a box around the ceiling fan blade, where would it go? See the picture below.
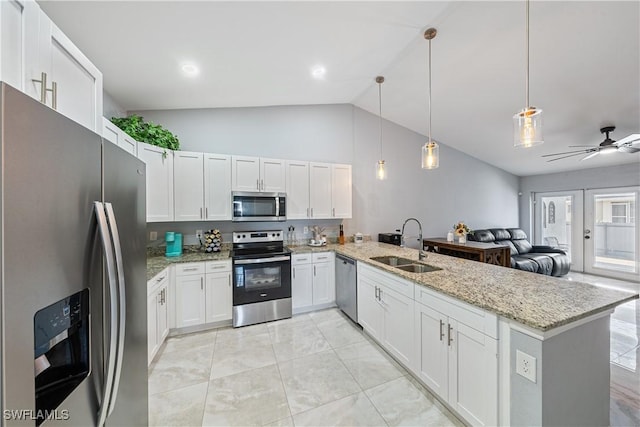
[614,134,640,147]
[618,145,640,153]
[542,149,591,157]
[580,151,600,161]
[546,152,591,162]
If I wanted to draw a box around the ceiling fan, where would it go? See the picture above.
[542,126,640,162]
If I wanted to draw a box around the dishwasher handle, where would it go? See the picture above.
[336,254,356,266]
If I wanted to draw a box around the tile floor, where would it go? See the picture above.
[150,272,640,427]
[148,309,464,426]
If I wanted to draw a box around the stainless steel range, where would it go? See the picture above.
[231,230,292,327]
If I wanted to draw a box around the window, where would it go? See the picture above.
[612,202,631,223]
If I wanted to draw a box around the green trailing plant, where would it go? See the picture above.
[110,115,180,151]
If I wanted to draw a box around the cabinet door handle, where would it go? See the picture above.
[313,265,316,276]
[374,286,379,300]
[332,207,335,217]
[306,207,310,217]
[311,208,314,217]
[439,320,445,341]
[50,81,57,110]
[205,207,208,218]
[228,275,231,287]
[200,207,203,219]
[261,179,264,191]
[257,179,260,190]
[293,267,296,279]
[32,72,48,104]
[448,324,453,346]
[201,277,204,290]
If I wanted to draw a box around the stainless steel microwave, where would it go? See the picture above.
[232,192,286,222]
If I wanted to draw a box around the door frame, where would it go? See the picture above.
[533,190,584,272]
[584,186,640,282]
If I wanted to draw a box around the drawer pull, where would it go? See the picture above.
[439,320,445,341]
[210,265,225,269]
[183,267,199,271]
[448,324,454,346]
[156,275,165,283]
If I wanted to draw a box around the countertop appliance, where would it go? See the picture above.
[0,84,148,426]
[232,192,286,222]
[336,254,357,323]
[378,232,402,246]
[165,231,183,257]
[231,230,292,327]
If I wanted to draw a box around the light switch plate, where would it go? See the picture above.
[516,349,537,383]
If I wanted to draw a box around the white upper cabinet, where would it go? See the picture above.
[28,9,102,132]
[232,155,286,192]
[204,153,232,220]
[331,164,352,218]
[0,0,38,91]
[232,155,260,191]
[260,157,286,192]
[309,162,332,219]
[102,117,137,156]
[173,151,205,221]
[285,160,310,219]
[173,151,232,222]
[138,142,174,222]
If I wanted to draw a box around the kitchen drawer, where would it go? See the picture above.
[312,252,333,263]
[292,253,312,265]
[148,267,169,295]
[358,262,414,300]
[175,262,205,277]
[205,259,231,273]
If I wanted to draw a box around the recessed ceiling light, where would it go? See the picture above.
[181,63,199,76]
[311,65,326,80]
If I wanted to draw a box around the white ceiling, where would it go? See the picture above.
[39,1,640,177]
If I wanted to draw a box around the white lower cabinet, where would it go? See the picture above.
[175,260,232,328]
[292,252,335,313]
[414,288,498,426]
[357,264,414,368]
[358,262,498,427]
[175,263,206,328]
[205,260,233,323]
[147,268,170,364]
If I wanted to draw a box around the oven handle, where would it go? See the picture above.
[234,255,291,265]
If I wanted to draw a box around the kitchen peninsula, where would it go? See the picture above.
[321,242,636,426]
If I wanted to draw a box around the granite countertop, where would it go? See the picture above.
[330,242,638,332]
[147,250,230,280]
[146,241,637,331]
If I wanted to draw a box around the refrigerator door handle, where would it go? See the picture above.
[94,202,119,427]
[104,202,127,416]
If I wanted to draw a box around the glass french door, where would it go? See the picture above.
[584,187,640,281]
[534,190,584,271]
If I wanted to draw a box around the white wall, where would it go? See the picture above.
[103,90,127,119]
[134,104,520,246]
[519,163,640,238]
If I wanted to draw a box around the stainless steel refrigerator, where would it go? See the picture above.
[0,83,148,426]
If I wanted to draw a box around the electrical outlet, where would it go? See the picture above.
[516,350,537,383]
[303,226,309,234]
[196,229,203,239]
[149,231,157,241]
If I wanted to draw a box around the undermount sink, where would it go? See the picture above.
[370,256,442,274]
[369,256,415,266]
[395,263,441,273]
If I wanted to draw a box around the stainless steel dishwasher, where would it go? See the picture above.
[335,254,357,323]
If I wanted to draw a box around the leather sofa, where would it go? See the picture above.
[467,228,570,276]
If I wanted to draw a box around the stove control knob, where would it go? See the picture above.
[242,234,246,238]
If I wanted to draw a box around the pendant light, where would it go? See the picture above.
[513,0,543,148]
[375,76,387,180]
[422,28,439,170]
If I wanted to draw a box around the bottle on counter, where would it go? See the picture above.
[339,224,345,245]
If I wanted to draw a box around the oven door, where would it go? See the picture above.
[232,192,286,222]
[233,255,291,305]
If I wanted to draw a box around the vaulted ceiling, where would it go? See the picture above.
[39,1,640,177]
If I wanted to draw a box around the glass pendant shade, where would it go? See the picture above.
[421,141,439,169]
[375,160,387,180]
[513,107,543,148]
